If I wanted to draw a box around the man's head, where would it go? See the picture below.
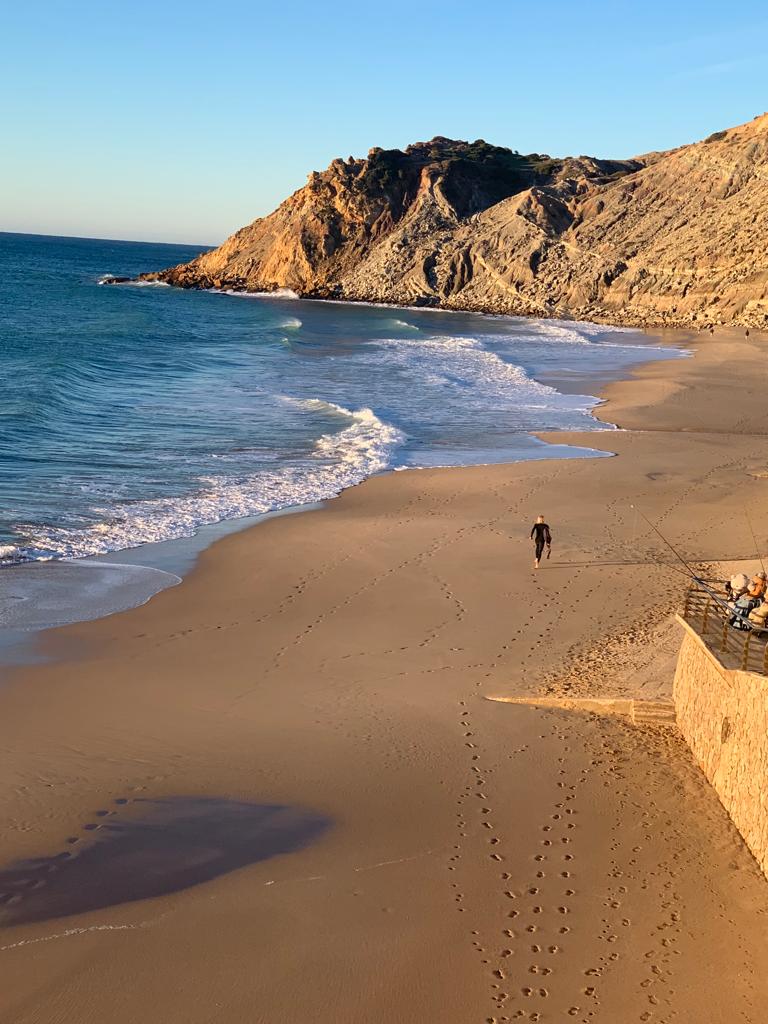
[537,515,545,524]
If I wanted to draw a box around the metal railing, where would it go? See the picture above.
[681,584,768,675]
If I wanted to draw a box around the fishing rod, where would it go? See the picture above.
[555,504,723,584]
[629,503,759,625]
[629,504,706,587]
[744,509,766,576]
[645,507,768,589]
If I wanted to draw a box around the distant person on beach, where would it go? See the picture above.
[530,515,552,569]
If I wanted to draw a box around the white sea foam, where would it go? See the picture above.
[534,316,633,336]
[305,400,406,468]
[8,289,680,569]
[373,334,580,408]
[96,274,170,288]
[526,322,591,345]
[387,318,420,331]
[16,402,405,561]
[525,317,676,352]
[217,288,300,300]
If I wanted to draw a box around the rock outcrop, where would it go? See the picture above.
[143,116,768,328]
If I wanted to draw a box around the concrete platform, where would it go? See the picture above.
[485,694,677,725]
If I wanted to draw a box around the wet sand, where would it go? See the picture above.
[1,328,768,1022]
[0,798,330,927]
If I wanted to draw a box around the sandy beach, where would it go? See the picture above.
[2,327,768,1023]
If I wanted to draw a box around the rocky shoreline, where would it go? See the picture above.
[104,275,747,333]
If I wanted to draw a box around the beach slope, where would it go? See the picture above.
[1,329,768,1022]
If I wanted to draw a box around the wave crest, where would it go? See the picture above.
[375,334,559,402]
[13,400,404,562]
[217,288,300,300]
[0,544,21,563]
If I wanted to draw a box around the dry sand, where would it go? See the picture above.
[1,328,768,1023]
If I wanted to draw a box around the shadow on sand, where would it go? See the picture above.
[0,796,331,926]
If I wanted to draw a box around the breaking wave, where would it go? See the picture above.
[96,275,170,288]
[217,288,300,300]
[4,237,686,577]
[11,402,405,562]
[527,318,678,352]
[372,334,586,410]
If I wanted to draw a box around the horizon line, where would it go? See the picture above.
[0,229,218,248]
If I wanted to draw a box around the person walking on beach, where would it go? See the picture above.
[530,515,552,569]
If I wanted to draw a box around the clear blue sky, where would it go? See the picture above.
[1,1,765,244]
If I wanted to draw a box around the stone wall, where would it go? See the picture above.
[673,616,768,878]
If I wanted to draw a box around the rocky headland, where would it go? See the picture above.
[137,114,768,328]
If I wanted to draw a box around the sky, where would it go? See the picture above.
[1,1,766,244]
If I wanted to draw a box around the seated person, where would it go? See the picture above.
[747,572,768,600]
[730,572,765,621]
[726,572,750,601]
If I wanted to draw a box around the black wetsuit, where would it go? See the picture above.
[530,522,552,561]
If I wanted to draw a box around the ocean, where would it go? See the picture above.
[0,232,682,635]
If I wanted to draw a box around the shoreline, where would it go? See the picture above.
[2,326,768,1022]
[142,275,747,333]
[0,314,688,662]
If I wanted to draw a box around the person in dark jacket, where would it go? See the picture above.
[530,515,552,569]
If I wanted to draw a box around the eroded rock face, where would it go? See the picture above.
[143,118,768,327]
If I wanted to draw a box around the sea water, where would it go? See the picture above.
[0,232,683,634]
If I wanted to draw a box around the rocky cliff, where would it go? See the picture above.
[141,115,768,327]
